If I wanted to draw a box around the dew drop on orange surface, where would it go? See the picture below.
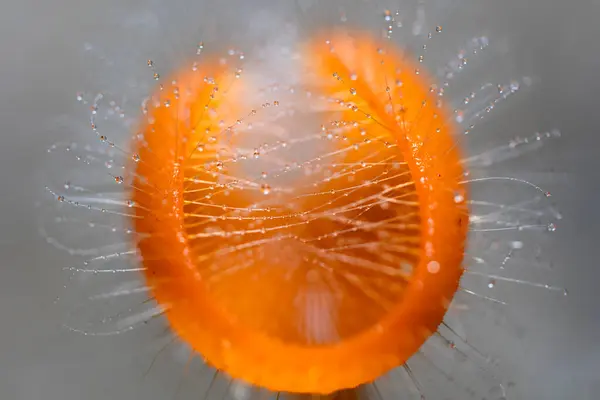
[130,31,469,394]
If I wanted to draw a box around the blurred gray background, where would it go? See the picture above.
[0,0,598,399]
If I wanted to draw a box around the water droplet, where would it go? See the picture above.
[349,88,357,96]
[261,184,271,195]
[57,195,65,202]
[196,144,204,152]
[488,279,496,288]
[427,260,440,274]
[547,223,557,232]
[131,154,140,162]
[153,73,160,80]
[511,241,524,249]
[196,42,204,55]
[436,25,443,32]
[147,60,154,67]
[115,176,124,184]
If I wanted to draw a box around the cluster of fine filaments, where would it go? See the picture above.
[40,7,565,400]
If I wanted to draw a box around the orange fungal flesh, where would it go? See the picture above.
[131,31,468,394]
